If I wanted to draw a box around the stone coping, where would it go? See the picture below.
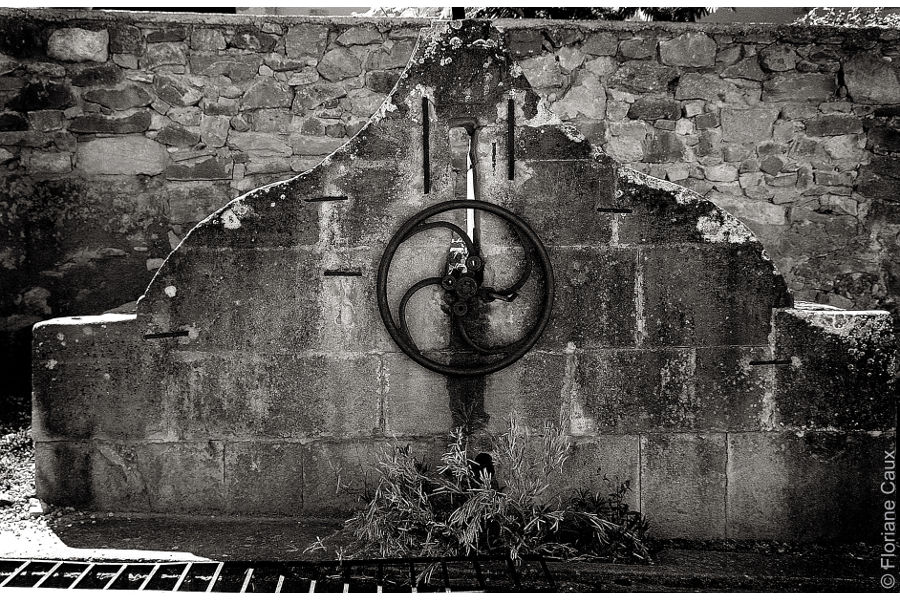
[0,7,894,40]
[32,314,136,329]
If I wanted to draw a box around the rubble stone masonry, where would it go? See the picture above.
[2,9,899,396]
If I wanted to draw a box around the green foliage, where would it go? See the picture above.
[794,7,900,28]
[468,7,711,22]
[319,414,650,564]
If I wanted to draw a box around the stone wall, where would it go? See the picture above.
[2,10,899,393]
[30,20,897,543]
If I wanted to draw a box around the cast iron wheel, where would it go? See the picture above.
[376,200,554,377]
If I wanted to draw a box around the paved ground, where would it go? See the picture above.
[0,511,885,592]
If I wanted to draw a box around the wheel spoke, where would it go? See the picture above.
[398,277,444,351]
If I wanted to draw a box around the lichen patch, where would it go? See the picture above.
[696,213,753,244]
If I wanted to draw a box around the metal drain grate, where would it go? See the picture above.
[0,556,557,592]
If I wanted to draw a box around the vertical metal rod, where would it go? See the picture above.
[441,560,451,593]
[69,563,94,590]
[239,568,254,593]
[408,559,417,593]
[505,558,521,587]
[103,564,127,590]
[275,574,285,593]
[422,96,431,194]
[1,560,31,587]
[137,564,159,591]
[538,557,556,591]
[472,559,485,590]
[507,98,515,180]
[309,579,317,593]
[173,563,192,592]
[33,561,63,588]
[206,562,224,593]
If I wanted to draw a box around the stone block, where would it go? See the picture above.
[721,108,779,143]
[7,81,75,111]
[69,112,151,134]
[659,32,716,67]
[146,248,320,347]
[146,27,186,43]
[609,63,677,94]
[483,351,567,430]
[163,350,380,439]
[285,23,329,59]
[75,136,167,175]
[619,38,655,60]
[70,64,122,88]
[843,52,900,104]
[35,442,92,507]
[641,433,727,538]
[82,86,152,110]
[301,440,386,515]
[0,111,27,131]
[227,131,292,158]
[550,74,606,119]
[581,32,618,56]
[22,151,71,174]
[336,25,382,46]
[674,73,742,103]
[292,82,347,111]
[165,157,233,181]
[644,131,684,163]
[627,97,680,121]
[721,56,765,81]
[91,441,225,512]
[382,353,453,435]
[519,54,565,89]
[573,349,694,434]
[141,42,186,70]
[154,74,202,106]
[318,47,362,82]
[641,244,791,347]
[190,54,262,82]
[47,28,108,63]
[541,247,637,349]
[191,28,226,51]
[488,159,614,247]
[365,40,415,70]
[694,346,769,431]
[727,432,893,541]
[241,79,293,110]
[804,114,863,136]
[228,26,277,52]
[759,44,798,72]
[108,24,143,54]
[762,73,835,102]
[771,309,897,431]
[225,442,304,514]
[32,355,165,442]
[155,124,200,147]
[548,436,641,509]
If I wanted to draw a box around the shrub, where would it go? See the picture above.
[317,414,650,564]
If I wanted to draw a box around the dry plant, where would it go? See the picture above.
[312,413,650,565]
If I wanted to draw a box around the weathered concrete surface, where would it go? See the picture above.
[727,432,895,542]
[29,18,898,547]
[770,309,898,431]
[641,434,728,539]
